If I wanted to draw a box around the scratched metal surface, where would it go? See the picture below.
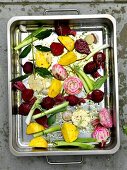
[0,0,127,169]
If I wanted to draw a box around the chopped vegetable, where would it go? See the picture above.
[52,64,68,81]
[83,61,97,74]
[29,136,48,148]
[48,78,62,98]
[33,125,61,137]
[61,122,79,143]
[21,89,34,102]
[72,109,91,128]
[35,51,52,68]
[91,89,104,103]
[32,101,69,120]
[50,42,64,56]
[99,108,113,128]
[54,141,95,150]
[25,98,41,125]
[85,34,96,45]
[58,51,77,66]
[63,76,83,95]
[26,122,45,135]
[75,39,91,54]
[22,62,34,74]
[58,36,74,51]
[62,110,73,121]
[14,28,52,50]
[41,96,55,110]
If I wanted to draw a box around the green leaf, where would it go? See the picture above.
[48,114,56,126]
[35,29,52,40]
[35,45,50,52]
[35,67,52,78]
[11,74,30,82]
[19,45,31,58]
[94,75,107,90]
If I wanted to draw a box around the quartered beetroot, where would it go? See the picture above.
[41,96,55,110]
[74,39,91,54]
[12,81,26,91]
[93,52,106,69]
[65,95,86,106]
[50,42,64,56]
[33,109,48,128]
[55,21,76,36]
[21,89,34,102]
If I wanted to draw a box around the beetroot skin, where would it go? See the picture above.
[41,96,55,110]
[21,89,34,102]
[75,39,91,54]
[50,42,64,56]
[22,62,33,74]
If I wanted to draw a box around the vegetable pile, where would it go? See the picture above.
[12,21,113,150]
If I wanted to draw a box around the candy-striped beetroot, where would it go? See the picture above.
[92,126,110,143]
[63,76,83,95]
[99,108,113,128]
[52,64,68,81]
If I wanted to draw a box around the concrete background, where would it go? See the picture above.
[0,0,127,169]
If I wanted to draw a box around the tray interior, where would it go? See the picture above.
[9,16,119,155]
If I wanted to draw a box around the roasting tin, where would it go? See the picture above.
[7,14,120,157]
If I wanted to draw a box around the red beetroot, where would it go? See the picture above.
[50,42,64,56]
[33,109,48,128]
[18,97,36,116]
[65,95,85,106]
[54,94,65,105]
[41,96,55,110]
[21,89,34,102]
[91,71,101,79]
[19,102,32,116]
[12,81,26,91]
[83,61,97,74]
[93,52,106,69]
[91,90,104,103]
[55,21,76,36]
[74,39,91,54]
[22,62,33,74]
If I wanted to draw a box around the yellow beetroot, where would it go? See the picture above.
[58,36,74,51]
[61,122,79,143]
[29,136,48,148]
[58,51,77,66]
[48,79,62,98]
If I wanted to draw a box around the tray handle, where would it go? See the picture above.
[46,155,83,165]
[44,9,80,15]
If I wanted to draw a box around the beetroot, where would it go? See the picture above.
[52,64,68,80]
[21,89,34,102]
[91,89,104,103]
[74,39,91,54]
[83,61,97,74]
[19,102,31,116]
[55,21,76,36]
[91,71,101,79]
[93,52,106,68]
[50,42,64,56]
[12,81,26,91]
[41,96,55,110]
[54,94,65,105]
[22,62,33,74]
[65,95,79,106]
[33,109,48,128]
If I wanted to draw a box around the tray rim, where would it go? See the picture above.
[7,14,120,156]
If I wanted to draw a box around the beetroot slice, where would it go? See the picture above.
[75,39,91,54]
[33,109,48,128]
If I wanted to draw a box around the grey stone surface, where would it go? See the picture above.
[0,1,127,170]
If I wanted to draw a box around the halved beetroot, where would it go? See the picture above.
[75,39,91,54]
[50,42,64,56]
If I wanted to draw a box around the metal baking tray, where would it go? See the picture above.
[7,14,120,156]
